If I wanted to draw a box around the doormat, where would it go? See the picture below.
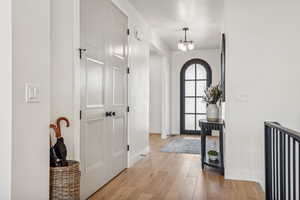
[160,138,202,154]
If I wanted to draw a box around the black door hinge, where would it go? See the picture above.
[127,106,130,112]
[127,145,130,151]
[127,29,130,36]
[79,48,86,59]
[80,110,82,120]
[127,67,130,74]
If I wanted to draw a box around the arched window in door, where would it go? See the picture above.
[180,59,212,134]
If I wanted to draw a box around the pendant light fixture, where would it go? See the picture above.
[178,27,194,51]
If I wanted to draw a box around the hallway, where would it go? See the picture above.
[89,135,264,200]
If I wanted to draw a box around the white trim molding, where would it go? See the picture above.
[128,146,150,167]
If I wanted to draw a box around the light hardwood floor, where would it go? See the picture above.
[89,134,264,200]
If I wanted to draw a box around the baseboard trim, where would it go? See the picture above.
[128,146,150,167]
[225,169,264,191]
[161,134,168,139]
[150,132,170,139]
[149,133,161,135]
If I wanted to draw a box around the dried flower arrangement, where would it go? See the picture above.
[201,84,222,104]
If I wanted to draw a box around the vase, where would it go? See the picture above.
[207,104,219,122]
[209,154,218,162]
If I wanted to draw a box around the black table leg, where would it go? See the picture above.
[219,127,224,175]
[201,132,206,170]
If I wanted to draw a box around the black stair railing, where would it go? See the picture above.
[265,122,300,200]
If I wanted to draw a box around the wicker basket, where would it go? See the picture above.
[50,160,80,200]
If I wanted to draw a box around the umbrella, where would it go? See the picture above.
[49,124,61,167]
[54,117,70,167]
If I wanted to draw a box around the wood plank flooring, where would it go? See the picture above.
[89,135,264,200]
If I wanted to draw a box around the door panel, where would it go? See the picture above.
[110,4,127,62]
[85,0,106,60]
[80,0,128,198]
[86,59,105,106]
[111,116,127,176]
[112,67,125,105]
[85,119,105,171]
[185,114,195,130]
[107,4,128,178]
[80,0,109,198]
[112,117,125,156]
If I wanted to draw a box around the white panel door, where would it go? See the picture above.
[80,0,128,199]
[107,4,128,178]
[80,0,109,198]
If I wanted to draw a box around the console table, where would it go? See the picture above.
[199,119,224,175]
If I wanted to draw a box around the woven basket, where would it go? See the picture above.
[50,160,80,200]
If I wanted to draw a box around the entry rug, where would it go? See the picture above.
[160,138,202,154]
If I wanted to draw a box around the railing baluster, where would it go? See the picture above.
[298,142,300,200]
[280,130,285,200]
[275,128,279,199]
[288,135,291,200]
[265,125,272,200]
[293,139,296,200]
[272,127,276,199]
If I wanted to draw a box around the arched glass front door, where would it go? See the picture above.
[180,59,212,134]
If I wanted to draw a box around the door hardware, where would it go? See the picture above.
[105,111,112,117]
[79,48,87,59]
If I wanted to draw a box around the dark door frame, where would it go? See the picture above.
[180,58,212,134]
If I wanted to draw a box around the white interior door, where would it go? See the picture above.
[107,4,128,178]
[80,0,128,199]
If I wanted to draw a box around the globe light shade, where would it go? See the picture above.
[181,45,187,51]
[188,42,194,50]
[178,42,184,50]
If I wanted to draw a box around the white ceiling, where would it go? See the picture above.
[128,0,224,51]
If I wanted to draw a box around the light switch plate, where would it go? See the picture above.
[236,94,249,103]
[25,84,40,103]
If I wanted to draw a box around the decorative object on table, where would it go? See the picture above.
[201,85,222,122]
[221,33,226,102]
[50,160,80,200]
[208,150,218,162]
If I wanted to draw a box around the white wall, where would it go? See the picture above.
[12,0,50,199]
[150,31,172,139]
[51,0,80,160]
[224,0,300,187]
[149,53,162,134]
[0,0,12,198]
[171,49,221,134]
[112,0,151,166]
